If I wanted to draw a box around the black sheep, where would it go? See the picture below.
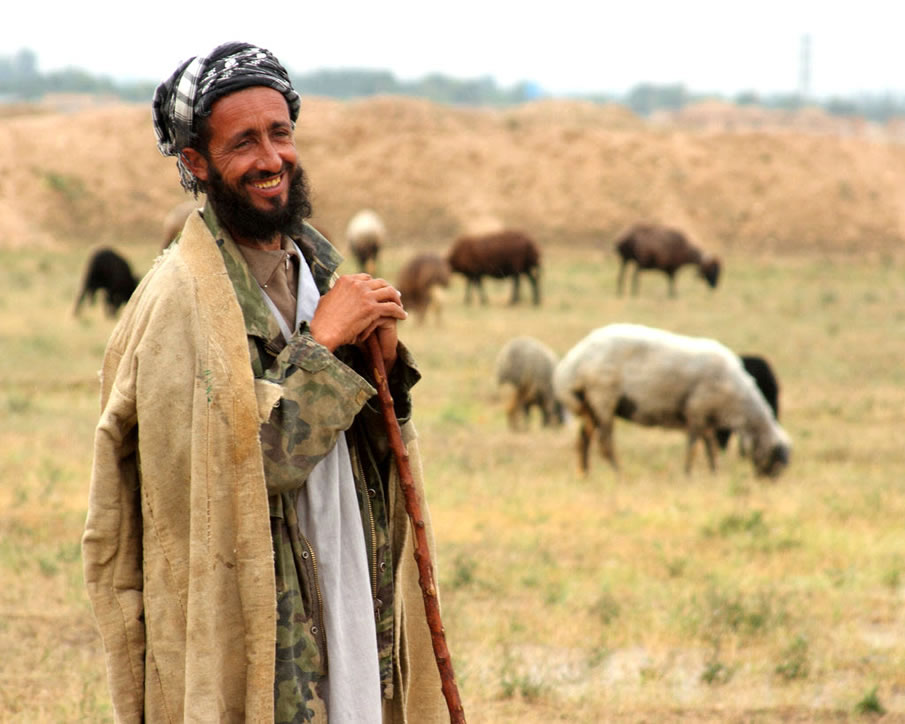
[614,222,721,297]
[447,229,541,306]
[74,248,138,317]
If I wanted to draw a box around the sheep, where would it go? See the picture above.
[74,247,138,317]
[345,209,386,275]
[446,229,541,306]
[614,222,721,297]
[553,323,790,477]
[395,252,451,325]
[162,199,201,249]
[495,336,565,431]
[716,354,780,454]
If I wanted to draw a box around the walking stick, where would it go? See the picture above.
[365,334,466,724]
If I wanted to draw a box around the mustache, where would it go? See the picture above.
[242,163,292,184]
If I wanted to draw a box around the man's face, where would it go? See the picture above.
[182,86,311,244]
[201,86,298,212]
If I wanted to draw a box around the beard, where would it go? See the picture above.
[206,162,313,245]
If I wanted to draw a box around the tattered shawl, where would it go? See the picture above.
[82,210,447,722]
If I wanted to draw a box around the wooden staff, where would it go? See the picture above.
[365,334,466,724]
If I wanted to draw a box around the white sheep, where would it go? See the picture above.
[344,208,386,275]
[495,336,565,431]
[553,323,791,477]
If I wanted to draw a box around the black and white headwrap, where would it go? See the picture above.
[151,42,301,193]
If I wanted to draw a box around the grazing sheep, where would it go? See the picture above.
[614,222,721,297]
[553,323,790,477]
[447,229,541,306]
[74,248,138,317]
[345,209,386,275]
[495,336,565,431]
[396,252,451,325]
[162,199,201,249]
[716,354,781,454]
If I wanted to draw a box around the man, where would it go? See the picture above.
[82,42,447,723]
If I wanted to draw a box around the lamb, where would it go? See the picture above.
[74,247,138,317]
[553,323,790,477]
[395,252,451,325]
[162,199,201,250]
[716,354,780,453]
[345,209,386,275]
[495,336,565,431]
[446,229,541,306]
[614,222,721,297]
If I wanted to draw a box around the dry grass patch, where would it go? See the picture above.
[1,240,903,721]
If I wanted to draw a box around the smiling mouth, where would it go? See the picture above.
[252,174,282,190]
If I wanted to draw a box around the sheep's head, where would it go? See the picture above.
[699,255,721,288]
[751,426,791,478]
[545,399,567,428]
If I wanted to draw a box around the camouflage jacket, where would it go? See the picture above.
[206,206,419,720]
[83,204,448,723]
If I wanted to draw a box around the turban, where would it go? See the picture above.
[152,42,301,193]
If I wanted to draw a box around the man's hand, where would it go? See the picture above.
[309,274,406,370]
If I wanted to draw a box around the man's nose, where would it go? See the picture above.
[256,138,283,172]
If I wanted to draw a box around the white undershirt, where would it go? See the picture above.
[262,245,382,722]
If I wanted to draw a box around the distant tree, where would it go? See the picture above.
[734,90,761,106]
[626,83,689,115]
[1,48,904,121]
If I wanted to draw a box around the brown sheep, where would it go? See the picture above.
[614,222,720,297]
[447,229,541,306]
[345,209,386,275]
[162,199,202,250]
[396,252,451,325]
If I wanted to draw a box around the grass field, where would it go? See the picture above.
[1,240,903,722]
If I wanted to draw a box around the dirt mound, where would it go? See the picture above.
[2,96,904,257]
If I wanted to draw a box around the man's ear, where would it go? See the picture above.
[180,148,209,182]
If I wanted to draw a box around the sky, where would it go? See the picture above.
[4,1,905,99]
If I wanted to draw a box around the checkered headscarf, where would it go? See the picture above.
[152,42,301,193]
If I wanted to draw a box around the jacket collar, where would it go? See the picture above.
[200,201,344,341]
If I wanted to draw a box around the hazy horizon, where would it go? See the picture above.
[5,0,904,99]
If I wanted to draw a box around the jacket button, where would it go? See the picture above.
[311,625,319,635]
[379,561,387,572]
[301,550,309,559]
[368,488,377,498]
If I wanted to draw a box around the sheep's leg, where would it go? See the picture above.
[631,266,642,295]
[464,278,475,305]
[509,273,521,305]
[576,415,592,476]
[667,272,677,298]
[597,421,619,471]
[738,433,751,458]
[685,433,698,474]
[702,429,719,473]
[477,278,489,305]
[506,397,520,431]
[73,287,89,316]
[616,261,627,295]
[528,268,541,305]
[685,430,718,474]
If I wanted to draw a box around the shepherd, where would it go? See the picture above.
[81,41,453,723]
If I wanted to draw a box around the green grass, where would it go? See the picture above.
[1,242,904,721]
